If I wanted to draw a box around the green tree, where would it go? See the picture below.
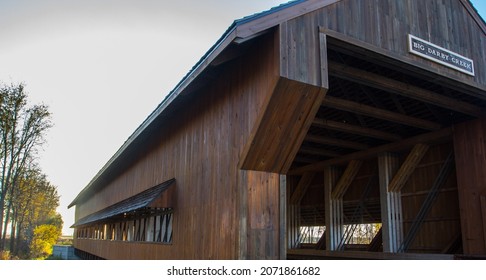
[29,224,61,259]
[8,166,62,256]
[0,82,53,255]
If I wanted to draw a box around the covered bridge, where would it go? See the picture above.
[69,0,486,259]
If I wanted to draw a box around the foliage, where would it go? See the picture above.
[0,82,60,259]
[29,224,61,260]
[0,250,11,260]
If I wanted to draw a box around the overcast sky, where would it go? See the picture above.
[1,1,485,235]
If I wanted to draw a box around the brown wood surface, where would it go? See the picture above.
[323,96,442,131]
[239,78,326,173]
[308,0,486,87]
[72,0,486,259]
[388,144,430,192]
[75,32,282,259]
[289,173,316,205]
[453,118,486,255]
[312,118,402,141]
[290,128,452,175]
[331,160,363,199]
[328,61,485,117]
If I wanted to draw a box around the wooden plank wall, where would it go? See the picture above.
[245,171,281,259]
[453,118,486,255]
[74,31,281,259]
[400,143,460,253]
[280,0,486,89]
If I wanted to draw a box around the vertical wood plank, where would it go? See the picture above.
[279,174,287,260]
[324,166,342,251]
[379,153,402,253]
[319,32,329,88]
[454,118,486,255]
[481,196,486,249]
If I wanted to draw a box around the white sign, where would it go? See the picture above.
[408,34,475,76]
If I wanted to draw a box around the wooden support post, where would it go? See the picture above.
[379,153,402,253]
[287,176,300,250]
[279,175,287,260]
[324,166,342,251]
[287,204,300,249]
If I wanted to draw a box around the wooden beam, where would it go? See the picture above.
[367,227,383,252]
[279,175,287,260]
[331,160,363,199]
[399,151,455,252]
[304,134,369,150]
[239,78,326,173]
[323,96,442,131]
[319,32,329,89]
[388,144,430,192]
[321,28,486,97]
[299,146,341,158]
[287,248,454,260]
[289,173,315,205]
[312,118,402,141]
[324,166,342,251]
[293,156,319,164]
[328,61,485,118]
[379,153,402,253]
[289,128,452,175]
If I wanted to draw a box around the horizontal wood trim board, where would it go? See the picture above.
[287,249,454,260]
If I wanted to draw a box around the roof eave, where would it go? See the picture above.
[68,26,239,208]
[69,0,343,208]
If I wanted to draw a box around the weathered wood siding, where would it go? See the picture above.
[281,0,486,89]
[453,118,486,255]
[400,143,460,253]
[74,31,282,259]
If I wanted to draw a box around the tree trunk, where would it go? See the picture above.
[14,221,23,256]
[1,199,12,250]
[0,197,5,251]
[9,219,15,253]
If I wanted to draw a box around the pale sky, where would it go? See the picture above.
[0,0,485,235]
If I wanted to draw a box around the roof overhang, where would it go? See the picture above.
[71,178,175,227]
[69,0,486,208]
[68,0,341,208]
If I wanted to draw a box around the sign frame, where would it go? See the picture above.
[408,34,475,76]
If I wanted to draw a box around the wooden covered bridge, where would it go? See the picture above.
[69,0,486,259]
